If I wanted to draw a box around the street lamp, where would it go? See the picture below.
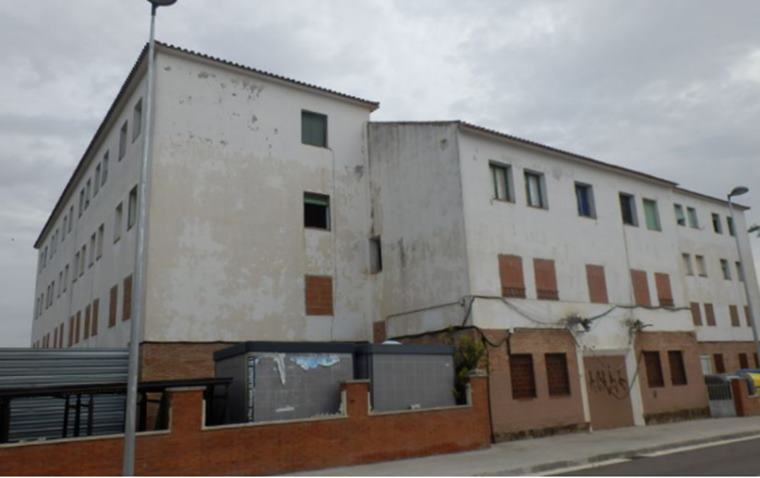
[123,0,176,475]
[726,186,760,369]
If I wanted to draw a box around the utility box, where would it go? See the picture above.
[354,343,456,412]
[214,342,355,424]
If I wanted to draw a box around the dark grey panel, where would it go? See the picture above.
[369,354,455,412]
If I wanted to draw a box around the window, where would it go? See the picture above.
[695,255,707,276]
[575,183,595,218]
[720,259,731,280]
[304,275,333,315]
[123,275,132,321]
[62,215,67,240]
[119,121,128,160]
[490,162,513,202]
[687,207,699,228]
[619,193,637,226]
[102,151,109,186]
[643,351,664,388]
[668,351,687,386]
[682,253,693,276]
[63,265,68,292]
[57,271,62,297]
[68,205,73,232]
[97,224,104,259]
[534,258,558,300]
[84,305,91,340]
[301,110,327,147]
[739,353,750,370]
[68,316,74,347]
[713,353,725,374]
[730,305,740,327]
[132,99,142,141]
[690,302,702,326]
[586,264,608,304]
[369,236,382,273]
[674,204,686,226]
[630,269,651,306]
[74,311,81,345]
[700,355,713,375]
[545,353,570,396]
[114,203,123,243]
[727,216,735,236]
[73,252,79,281]
[746,306,753,327]
[91,299,99,337]
[736,262,744,282]
[712,213,722,234]
[78,189,85,217]
[524,171,547,209]
[109,285,118,328]
[304,193,330,230]
[94,164,101,196]
[89,233,96,267]
[704,303,716,326]
[79,245,86,276]
[85,179,91,209]
[499,254,526,298]
[510,354,536,399]
[643,199,661,231]
[654,272,674,307]
[128,186,138,230]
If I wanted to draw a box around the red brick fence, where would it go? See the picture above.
[0,376,490,476]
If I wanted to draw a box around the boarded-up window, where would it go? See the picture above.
[668,351,687,386]
[510,354,536,399]
[305,275,333,315]
[713,354,725,373]
[643,351,664,388]
[74,311,81,344]
[654,273,674,307]
[545,353,570,396]
[631,269,651,306]
[739,353,749,369]
[498,254,525,298]
[586,264,608,304]
[690,302,702,326]
[91,299,99,337]
[109,285,118,328]
[123,275,132,321]
[730,305,740,327]
[53,327,58,350]
[84,305,91,340]
[705,303,716,326]
[534,258,559,301]
[67,317,74,347]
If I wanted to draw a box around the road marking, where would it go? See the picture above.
[635,433,760,458]
[542,458,631,476]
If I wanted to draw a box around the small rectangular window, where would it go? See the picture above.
[89,234,96,267]
[123,275,132,321]
[705,303,716,326]
[687,207,699,228]
[713,353,725,373]
[73,252,79,281]
[619,193,637,226]
[746,306,752,327]
[690,302,702,326]
[369,236,382,273]
[712,213,722,234]
[655,272,674,307]
[109,285,118,328]
[102,151,109,186]
[79,245,85,277]
[534,258,559,300]
[68,205,74,232]
[132,99,142,141]
[730,305,740,327]
[682,253,693,276]
[736,261,744,282]
[631,269,651,306]
[63,265,68,292]
[85,179,91,209]
[128,186,138,230]
[695,255,707,277]
[304,192,330,230]
[490,162,513,202]
[720,259,731,280]
[304,275,333,315]
[643,199,661,231]
[97,224,104,259]
[727,216,735,236]
[674,204,686,226]
[301,110,327,147]
[739,353,749,370]
[545,353,571,396]
[668,351,687,386]
[94,164,101,196]
[78,189,85,217]
[586,264,608,304]
[524,171,547,209]
[114,203,123,243]
[119,121,128,160]
[575,183,595,218]
[510,354,536,399]
[644,351,664,388]
[91,299,99,337]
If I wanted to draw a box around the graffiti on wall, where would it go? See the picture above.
[586,361,629,400]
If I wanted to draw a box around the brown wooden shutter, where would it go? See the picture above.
[654,273,674,307]
[667,351,687,386]
[690,302,702,326]
[84,305,91,340]
[91,299,99,337]
[545,353,570,396]
[498,254,526,298]
[630,269,651,306]
[509,354,536,399]
[704,303,716,326]
[109,285,118,328]
[304,275,333,315]
[534,258,559,300]
[586,264,608,304]
[729,305,740,327]
[68,316,73,347]
[53,328,58,350]
[713,353,725,373]
[74,311,81,344]
[59,323,64,348]
[739,353,749,369]
[643,351,664,387]
[123,275,132,321]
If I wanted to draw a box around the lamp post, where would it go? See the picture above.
[123,0,176,475]
[727,186,760,368]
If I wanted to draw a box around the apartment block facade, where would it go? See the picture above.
[30,44,760,435]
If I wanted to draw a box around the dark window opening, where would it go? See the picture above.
[644,351,664,388]
[668,351,687,386]
[545,353,571,396]
[575,183,595,218]
[510,354,536,399]
[619,193,637,226]
[304,193,330,230]
[369,236,382,273]
[301,110,327,147]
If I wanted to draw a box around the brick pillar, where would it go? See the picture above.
[341,380,370,418]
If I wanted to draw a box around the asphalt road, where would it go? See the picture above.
[559,437,760,476]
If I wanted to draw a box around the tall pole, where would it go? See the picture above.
[123,4,157,475]
[727,197,760,366]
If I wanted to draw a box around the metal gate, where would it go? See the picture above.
[705,374,737,417]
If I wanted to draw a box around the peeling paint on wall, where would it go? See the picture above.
[290,354,341,370]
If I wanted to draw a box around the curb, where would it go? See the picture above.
[478,429,760,476]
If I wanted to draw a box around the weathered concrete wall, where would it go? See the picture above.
[143,49,374,342]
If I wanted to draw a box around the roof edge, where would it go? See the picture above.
[673,187,750,211]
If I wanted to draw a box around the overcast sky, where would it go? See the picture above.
[2,0,760,346]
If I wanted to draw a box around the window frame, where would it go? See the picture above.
[119,121,128,160]
[301,110,328,148]
[619,192,638,226]
[524,170,548,209]
[489,161,514,202]
[712,213,722,234]
[674,204,686,226]
[720,258,731,280]
[127,186,138,230]
[686,207,699,228]
[132,99,142,142]
[643,198,662,231]
[682,253,694,276]
[303,192,331,230]
[574,182,596,218]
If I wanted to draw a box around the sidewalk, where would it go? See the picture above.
[293,416,760,476]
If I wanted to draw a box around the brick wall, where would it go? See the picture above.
[697,341,760,373]
[731,378,760,417]
[0,377,490,476]
[139,342,235,381]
